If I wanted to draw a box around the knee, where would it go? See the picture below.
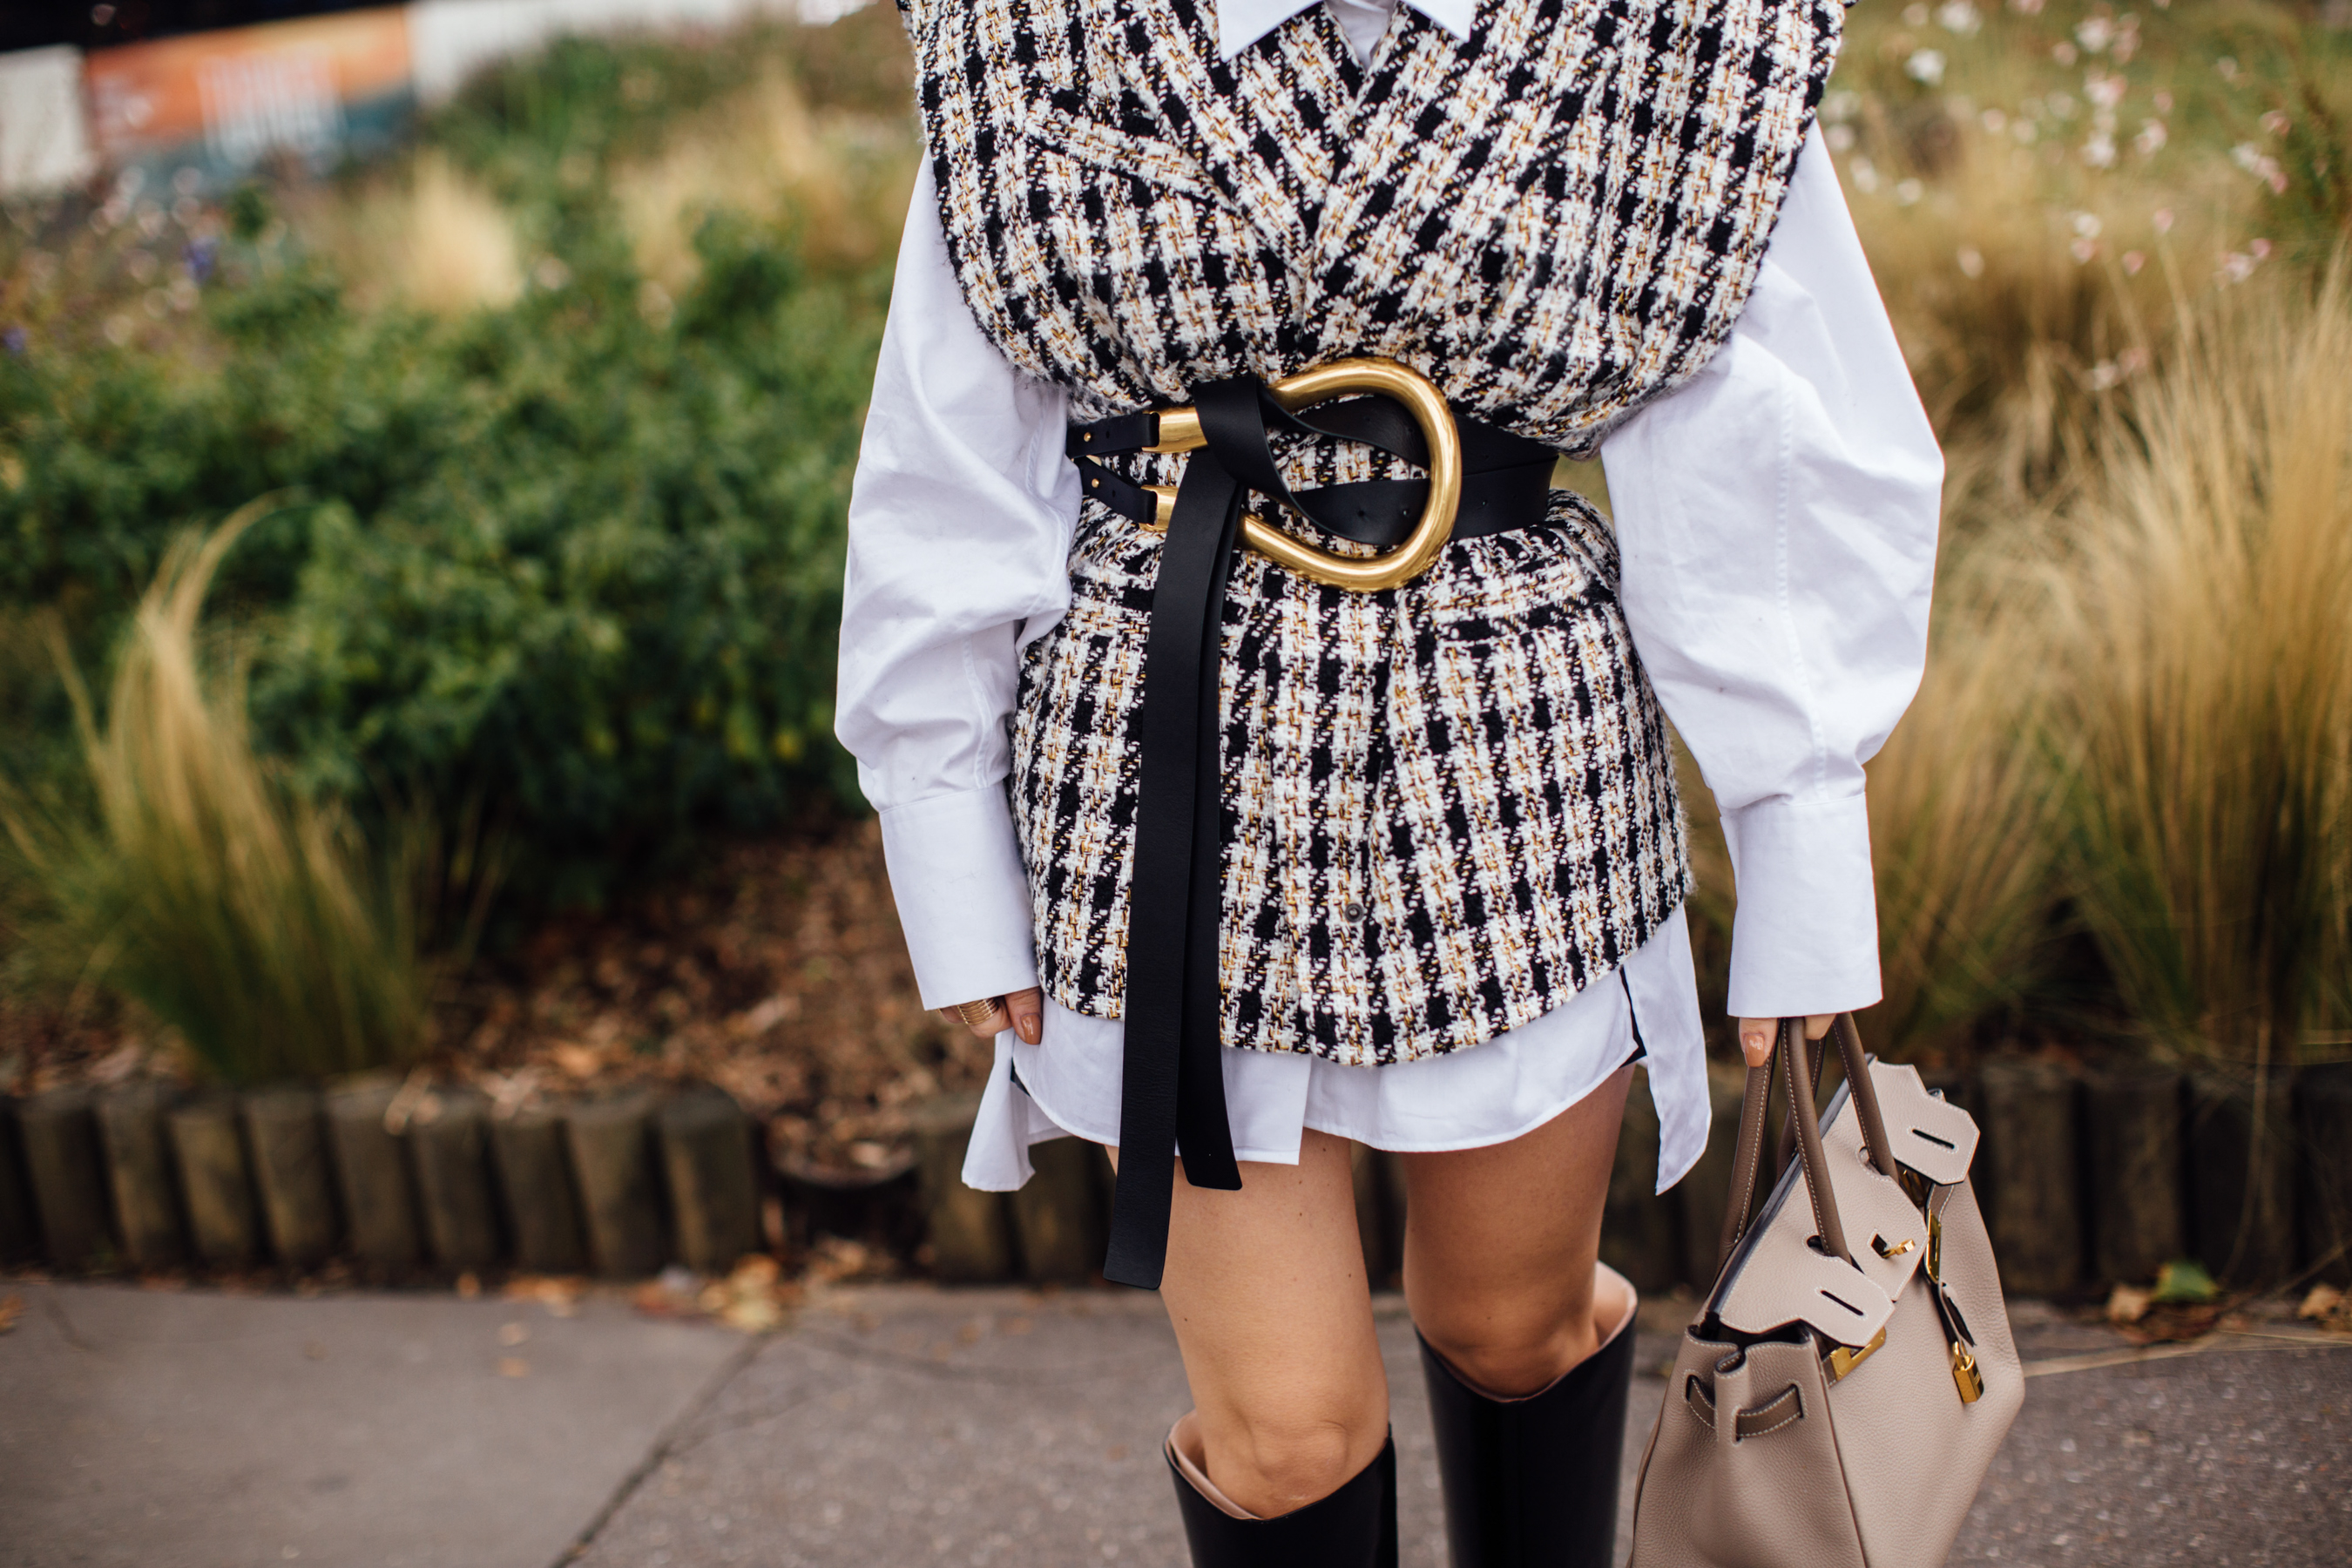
[1426,1329,1583,1398]
[1195,1376,1386,1517]
[1223,1409,1377,1514]
[1419,1303,1598,1398]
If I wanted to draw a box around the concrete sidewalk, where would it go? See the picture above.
[1,1279,2345,1568]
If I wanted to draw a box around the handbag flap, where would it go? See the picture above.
[1711,1230,1898,1344]
[1869,1061,1979,1186]
[1709,1064,1950,1345]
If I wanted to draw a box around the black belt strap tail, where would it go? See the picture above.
[1103,378,1263,1289]
[1092,377,1558,1291]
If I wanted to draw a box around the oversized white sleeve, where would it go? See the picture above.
[1601,125,1941,1020]
[834,166,1080,1010]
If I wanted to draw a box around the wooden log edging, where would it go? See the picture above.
[96,1083,185,1269]
[564,1092,668,1280]
[22,1088,111,1269]
[902,1057,2352,1294]
[9,1058,2342,1294]
[244,1087,337,1267]
[169,1092,260,1266]
[1978,1059,2084,1296]
[0,1078,762,1284]
[326,1079,423,1274]
[0,1095,42,1262]
[2301,1065,2352,1288]
[660,1087,761,1273]
[1600,1067,1680,1294]
[492,1103,590,1274]
[1010,1137,1109,1285]
[909,1092,1013,1283]
[411,1090,502,1272]
[2082,1065,2185,1286]
[2187,1071,2297,1287]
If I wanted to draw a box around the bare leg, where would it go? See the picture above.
[1108,1130,1389,1518]
[1400,1065,1634,1395]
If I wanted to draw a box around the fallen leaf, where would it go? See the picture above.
[2297,1283,2343,1321]
[728,995,797,1037]
[720,1294,784,1333]
[2151,1258,2219,1305]
[2115,1302,2225,1346]
[632,1281,688,1317]
[0,1294,22,1335]
[498,1357,531,1378]
[551,1043,603,1078]
[805,1236,882,1283]
[498,1321,530,1347]
[728,1254,781,1291]
[454,1272,481,1301]
[506,1274,585,1316]
[2105,1284,2152,1324]
[91,1043,146,1084]
[302,1340,328,1361]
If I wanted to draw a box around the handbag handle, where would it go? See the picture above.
[1715,1013,1898,1272]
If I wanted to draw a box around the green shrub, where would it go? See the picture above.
[1,202,885,909]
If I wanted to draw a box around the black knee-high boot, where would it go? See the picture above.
[1164,1414,1399,1568]
[1417,1267,1639,1568]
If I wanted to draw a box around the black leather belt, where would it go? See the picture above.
[1064,362,1558,1290]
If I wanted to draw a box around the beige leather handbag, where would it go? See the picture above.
[1628,1017,2023,1567]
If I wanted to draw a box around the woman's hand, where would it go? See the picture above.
[1734,1013,1835,1068]
[943,987,1044,1044]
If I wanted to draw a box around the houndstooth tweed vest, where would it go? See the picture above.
[904,0,1841,1068]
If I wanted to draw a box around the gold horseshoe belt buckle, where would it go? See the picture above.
[1138,357,1463,594]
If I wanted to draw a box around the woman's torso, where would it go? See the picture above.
[902,0,1840,1064]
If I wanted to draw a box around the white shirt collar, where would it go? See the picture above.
[1214,0,1476,60]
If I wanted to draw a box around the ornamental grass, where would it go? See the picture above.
[0,506,435,1084]
[2039,260,2352,1071]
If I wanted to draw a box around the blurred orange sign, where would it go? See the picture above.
[85,9,415,179]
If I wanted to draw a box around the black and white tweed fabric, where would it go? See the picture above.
[1012,491,1690,1065]
[908,0,1842,449]
[908,0,1841,1066]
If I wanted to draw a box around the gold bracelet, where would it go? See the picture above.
[951,997,1006,1028]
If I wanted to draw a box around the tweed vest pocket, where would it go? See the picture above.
[1019,100,1223,204]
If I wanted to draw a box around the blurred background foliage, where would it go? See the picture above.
[0,0,2347,1083]
[0,8,915,924]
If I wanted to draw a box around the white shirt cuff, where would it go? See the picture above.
[1719,791,1882,1019]
[876,786,1039,1010]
